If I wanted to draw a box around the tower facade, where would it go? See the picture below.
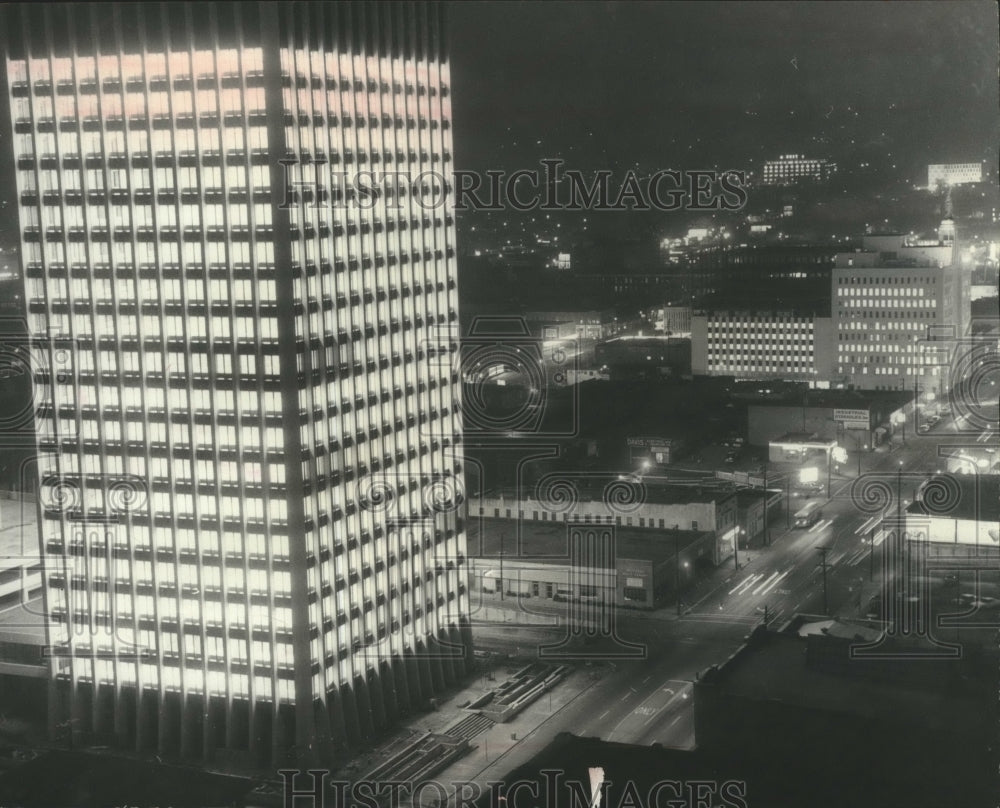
[4,1,470,766]
[831,236,958,393]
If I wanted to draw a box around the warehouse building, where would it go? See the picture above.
[467,518,716,609]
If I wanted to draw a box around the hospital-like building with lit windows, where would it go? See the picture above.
[691,310,836,383]
[832,233,964,393]
[4,1,469,767]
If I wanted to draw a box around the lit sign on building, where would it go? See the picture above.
[834,408,870,429]
[627,436,678,465]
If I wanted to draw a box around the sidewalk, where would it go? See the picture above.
[321,657,608,808]
[326,656,518,782]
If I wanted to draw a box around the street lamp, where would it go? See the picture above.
[762,457,769,547]
[675,534,682,616]
[499,531,505,601]
[785,475,791,530]
[896,461,904,568]
[817,546,830,615]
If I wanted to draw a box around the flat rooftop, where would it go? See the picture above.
[0,497,41,560]
[702,630,988,735]
[511,480,737,507]
[771,431,831,444]
[0,600,48,645]
[468,517,711,566]
[908,474,1000,523]
[735,489,771,507]
[750,389,913,411]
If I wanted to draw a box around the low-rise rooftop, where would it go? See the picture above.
[749,389,913,411]
[468,517,710,566]
[908,474,1000,523]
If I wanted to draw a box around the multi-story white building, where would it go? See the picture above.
[4,1,468,766]
[832,234,963,392]
[760,154,837,186]
[927,163,983,188]
[691,310,835,384]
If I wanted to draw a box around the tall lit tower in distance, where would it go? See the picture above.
[3,1,470,767]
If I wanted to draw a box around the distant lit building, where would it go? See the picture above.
[832,234,965,392]
[691,310,835,384]
[525,310,615,340]
[684,243,837,309]
[927,162,983,188]
[760,154,837,186]
[651,305,691,336]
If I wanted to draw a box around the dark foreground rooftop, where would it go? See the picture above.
[0,748,252,808]
[479,723,996,808]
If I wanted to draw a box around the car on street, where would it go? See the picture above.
[792,482,824,498]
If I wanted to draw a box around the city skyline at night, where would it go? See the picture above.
[0,3,996,807]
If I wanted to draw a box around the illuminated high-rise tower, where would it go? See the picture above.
[3,1,470,766]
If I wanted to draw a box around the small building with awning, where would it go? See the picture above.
[767,433,837,464]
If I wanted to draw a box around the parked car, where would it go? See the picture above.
[724,452,738,464]
[918,424,930,435]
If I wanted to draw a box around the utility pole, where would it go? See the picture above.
[499,531,505,601]
[763,458,769,546]
[675,534,682,617]
[817,547,830,615]
[896,462,903,539]
[734,514,740,571]
[954,569,961,642]
[826,448,832,498]
[785,476,790,530]
[869,523,876,582]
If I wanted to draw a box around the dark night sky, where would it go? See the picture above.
[448,1,999,178]
[0,1,996,250]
